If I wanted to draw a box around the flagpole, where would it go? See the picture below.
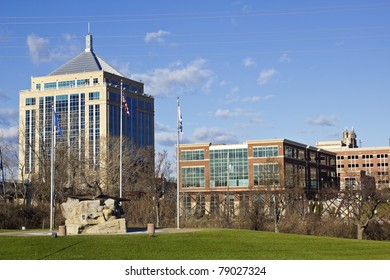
[119,80,123,200]
[176,97,180,229]
[50,107,55,232]
[0,147,6,202]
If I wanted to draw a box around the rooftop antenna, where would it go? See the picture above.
[85,22,93,52]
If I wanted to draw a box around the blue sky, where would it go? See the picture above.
[1,0,389,160]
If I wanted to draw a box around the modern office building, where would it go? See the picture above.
[179,139,338,216]
[317,129,390,190]
[19,32,154,188]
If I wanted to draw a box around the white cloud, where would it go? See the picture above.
[0,108,19,141]
[144,30,171,44]
[279,52,292,63]
[155,122,189,147]
[27,33,79,64]
[214,108,244,118]
[0,125,18,140]
[221,86,240,104]
[241,96,262,102]
[131,59,214,97]
[0,108,18,126]
[257,69,278,85]
[263,94,275,100]
[243,57,256,67]
[27,34,50,63]
[306,115,338,127]
[231,86,240,94]
[155,131,177,147]
[219,80,227,87]
[193,127,238,144]
[241,94,275,103]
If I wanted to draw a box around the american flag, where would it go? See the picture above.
[177,97,183,133]
[122,95,130,116]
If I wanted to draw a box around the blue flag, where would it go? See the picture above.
[54,111,63,136]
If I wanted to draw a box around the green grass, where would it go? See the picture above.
[0,229,389,260]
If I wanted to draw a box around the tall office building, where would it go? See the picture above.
[19,32,154,188]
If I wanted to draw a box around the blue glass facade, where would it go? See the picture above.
[108,93,154,147]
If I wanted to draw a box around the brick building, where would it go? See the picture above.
[179,139,337,216]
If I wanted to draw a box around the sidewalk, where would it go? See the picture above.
[0,227,202,236]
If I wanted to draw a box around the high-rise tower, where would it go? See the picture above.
[19,32,154,189]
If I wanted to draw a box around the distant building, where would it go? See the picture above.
[179,139,338,216]
[317,129,389,190]
[316,128,358,150]
[18,31,154,188]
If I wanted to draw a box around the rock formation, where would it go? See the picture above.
[60,197,127,235]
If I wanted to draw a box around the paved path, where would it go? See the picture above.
[0,227,202,236]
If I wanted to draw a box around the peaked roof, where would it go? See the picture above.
[49,33,124,77]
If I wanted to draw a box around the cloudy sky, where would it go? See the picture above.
[1,0,389,160]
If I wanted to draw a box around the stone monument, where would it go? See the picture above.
[60,197,127,235]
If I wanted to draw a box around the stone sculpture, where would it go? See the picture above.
[60,197,127,235]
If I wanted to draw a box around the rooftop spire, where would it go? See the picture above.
[85,22,93,52]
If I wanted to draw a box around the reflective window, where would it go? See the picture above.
[182,167,205,188]
[44,82,56,90]
[26,98,36,106]
[77,79,90,87]
[182,150,205,161]
[253,146,278,158]
[253,163,279,186]
[89,92,100,100]
[210,148,248,187]
[58,80,75,89]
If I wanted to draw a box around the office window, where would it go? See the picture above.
[210,148,248,187]
[26,98,36,106]
[44,82,56,90]
[182,166,205,188]
[24,109,36,174]
[195,195,206,216]
[210,194,220,214]
[284,146,295,158]
[89,92,100,100]
[89,104,100,169]
[253,146,278,158]
[345,177,356,189]
[77,79,90,87]
[181,150,205,161]
[183,194,192,215]
[377,154,389,158]
[362,155,373,159]
[58,80,75,89]
[253,163,279,186]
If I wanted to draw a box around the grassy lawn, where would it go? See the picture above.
[0,228,389,260]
